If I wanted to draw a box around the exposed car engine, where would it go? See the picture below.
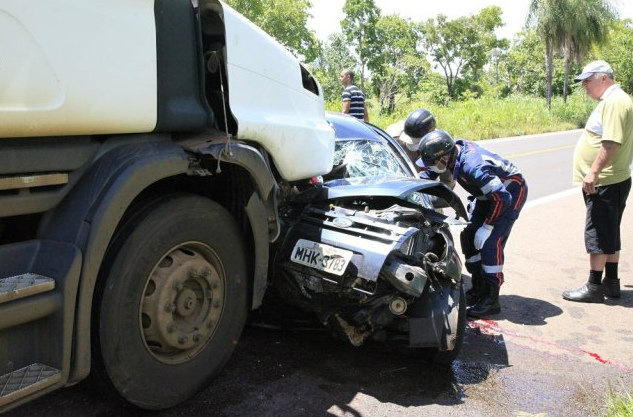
[274,183,465,353]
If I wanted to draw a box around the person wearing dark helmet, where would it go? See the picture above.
[413,129,528,318]
[399,108,456,188]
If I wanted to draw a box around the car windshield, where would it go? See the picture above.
[332,139,411,180]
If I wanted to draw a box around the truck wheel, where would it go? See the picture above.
[94,194,247,409]
[430,282,466,365]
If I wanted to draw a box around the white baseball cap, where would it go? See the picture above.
[574,60,613,82]
[385,120,405,137]
[385,120,421,151]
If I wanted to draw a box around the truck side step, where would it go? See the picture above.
[0,274,55,304]
[0,364,61,407]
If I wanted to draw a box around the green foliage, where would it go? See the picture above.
[341,0,381,87]
[507,30,546,95]
[421,6,504,100]
[223,0,320,62]
[606,389,633,417]
[230,0,628,142]
[501,29,574,97]
[369,15,427,114]
[597,19,633,94]
[526,0,617,105]
[369,93,594,140]
[310,33,358,102]
[527,0,569,106]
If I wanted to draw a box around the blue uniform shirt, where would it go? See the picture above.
[420,139,525,223]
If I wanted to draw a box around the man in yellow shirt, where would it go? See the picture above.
[563,60,633,303]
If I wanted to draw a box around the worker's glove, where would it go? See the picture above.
[474,224,493,250]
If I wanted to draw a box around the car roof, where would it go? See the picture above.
[325,111,382,141]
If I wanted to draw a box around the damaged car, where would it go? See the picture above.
[272,112,469,362]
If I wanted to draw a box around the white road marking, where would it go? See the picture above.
[476,129,583,145]
[523,187,580,209]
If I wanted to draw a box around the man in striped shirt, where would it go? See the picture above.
[339,69,368,122]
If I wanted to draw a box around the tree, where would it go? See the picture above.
[310,33,358,102]
[506,30,547,95]
[421,6,504,102]
[561,0,616,101]
[224,0,320,62]
[488,43,510,86]
[527,0,572,108]
[368,15,427,113]
[505,29,566,96]
[597,19,633,94]
[341,0,381,89]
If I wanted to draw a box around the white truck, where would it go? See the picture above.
[0,0,334,411]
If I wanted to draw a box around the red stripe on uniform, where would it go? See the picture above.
[487,193,502,223]
[496,237,504,285]
[515,185,526,210]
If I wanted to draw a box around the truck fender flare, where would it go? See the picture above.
[39,136,191,383]
[39,136,279,383]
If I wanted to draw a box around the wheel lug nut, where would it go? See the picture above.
[193,333,202,343]
[164,302,176,313]
[178,336,188,345]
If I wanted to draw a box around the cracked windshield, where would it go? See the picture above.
[333,140,409,179]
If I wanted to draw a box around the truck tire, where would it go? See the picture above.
[94,194,247,409]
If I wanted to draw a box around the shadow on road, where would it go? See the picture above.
[9,311,511,417]
[605,288,633,307]
[497,294,563,325]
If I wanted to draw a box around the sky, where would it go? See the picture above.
[308,0,633,42]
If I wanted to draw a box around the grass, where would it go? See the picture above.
[327,93,596,141]
[606,389,633,417]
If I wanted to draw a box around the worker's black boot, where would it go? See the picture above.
[466,274,484,307]
[602,278,621,298]
[467,281,501,318]
[561,282,604,303]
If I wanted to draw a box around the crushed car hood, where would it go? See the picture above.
[324,177,468,220]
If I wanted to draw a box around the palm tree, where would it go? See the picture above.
[527,0,570,108]
[561,0,616,102]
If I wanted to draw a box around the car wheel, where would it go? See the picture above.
[94,194,247,409]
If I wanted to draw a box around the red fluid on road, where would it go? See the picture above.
[469,318,633,373]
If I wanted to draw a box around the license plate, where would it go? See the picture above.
[290,239,353,276]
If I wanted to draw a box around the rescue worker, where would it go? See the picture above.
[406,126,528,317]
[397,108,456,189]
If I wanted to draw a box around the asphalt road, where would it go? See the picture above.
[455,129,582,202]
[7,129,633,417]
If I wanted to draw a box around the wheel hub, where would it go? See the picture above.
[139,244,225,364]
